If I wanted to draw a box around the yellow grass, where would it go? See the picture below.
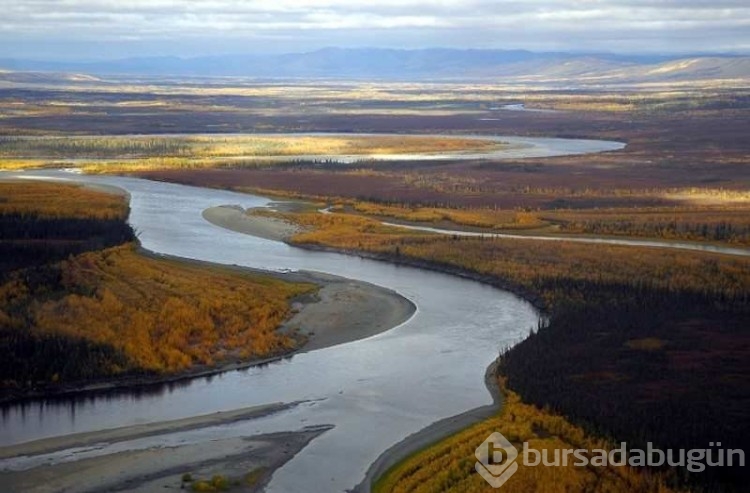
[0,159,50,170]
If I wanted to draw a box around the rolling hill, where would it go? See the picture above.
[0,49,747,84]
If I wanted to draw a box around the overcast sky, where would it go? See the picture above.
[2,0,749,60]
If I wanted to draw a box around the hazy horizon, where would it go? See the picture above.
[2,0,749,60]
[3,46,748,64]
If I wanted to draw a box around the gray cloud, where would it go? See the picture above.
[0,0,747,59]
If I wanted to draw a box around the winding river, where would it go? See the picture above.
[1,172,539,492]
[5,135,737,492]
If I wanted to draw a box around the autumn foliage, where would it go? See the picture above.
[0,245,313,385]
[0,181,128,219]
[543,206,750,245]
[0,182,314,395]
[346,201,545,230]
[375,379,682,493]
[282,210,749,304]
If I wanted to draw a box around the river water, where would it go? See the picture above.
[0,135,627,492]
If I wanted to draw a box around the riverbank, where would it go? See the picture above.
[0,401,333,493]
[202,204,545,309]
[354,361,504,493]
[143,249,417,354]
[0,181,415,405]
[203,205,421,347]
[287,242,549,313]
[203,205,305,242]
[0,402,296,460]
[0,248,415,404]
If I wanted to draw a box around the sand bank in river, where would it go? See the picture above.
[203,204,303,241]
[0,402,331,493]
[202,204,416,351]
[282,269,416,351]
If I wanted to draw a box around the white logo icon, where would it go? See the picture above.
[475,432,519,488]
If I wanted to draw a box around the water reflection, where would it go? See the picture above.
[1,355,303,435]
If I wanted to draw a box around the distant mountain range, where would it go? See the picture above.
[0,48,748,83]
